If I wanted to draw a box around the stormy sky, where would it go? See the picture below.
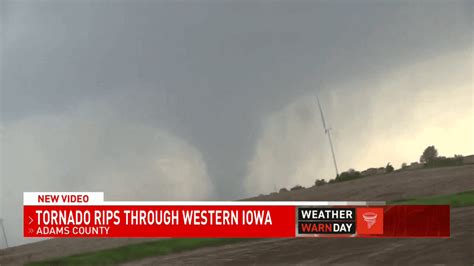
[1,0,473,247]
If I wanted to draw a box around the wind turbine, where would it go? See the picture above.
[316,95,339,177]
[0,168,7,248]
[0,218,7,248]
[0,187,7,248]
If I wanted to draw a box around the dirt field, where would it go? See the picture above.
[247,164,474,202]
[1,164,473,265]
[0,238,159,265]
[125,207,474,265]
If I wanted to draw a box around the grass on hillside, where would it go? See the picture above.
[27,238,248,266]
[389,190,474,208]
[28,190,474,265]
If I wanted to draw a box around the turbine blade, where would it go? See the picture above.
[316,95,328,132]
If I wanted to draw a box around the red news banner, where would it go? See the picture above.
[24,192,450,238]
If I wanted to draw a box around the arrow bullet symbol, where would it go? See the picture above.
[29,216,34,225]
[28,228,34,234]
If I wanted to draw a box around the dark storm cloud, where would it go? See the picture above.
[1,0,472,247]
[4,0,471,198]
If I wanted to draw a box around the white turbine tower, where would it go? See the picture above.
[0,172,7,248]
[317,95,339,177]
[0,218,7,248]
[0,128,7,248]
[0,187,7,248]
